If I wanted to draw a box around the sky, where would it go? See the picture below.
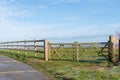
[0,0,120,42]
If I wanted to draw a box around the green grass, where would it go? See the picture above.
[0,49,120,80]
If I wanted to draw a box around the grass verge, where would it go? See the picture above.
[0,50,120,80]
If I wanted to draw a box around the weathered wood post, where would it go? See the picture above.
[74,42,79,61]
[108,35,115,63]
[24,40,27,56]
[6,42,8,52]
[0,43,3,51]
[2,43,4,51]
[44,39,49,61]
[11,42,13,53]
[34,39,37,57]
[48,42,51,60]
[17,41,20,53]
[118,39,120,61]
[0,43,1,51]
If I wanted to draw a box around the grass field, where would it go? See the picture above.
[0,49,120,80]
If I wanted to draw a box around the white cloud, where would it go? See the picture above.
[0,0,35,24]
[0,25,47,41]
[0,0,118,42]
[0,22,119,42]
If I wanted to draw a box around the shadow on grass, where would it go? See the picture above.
[0,50,108,64]
[0,51,45,60]
[79,60,103,64]
[49,57,107,64]
[27,56,44,60]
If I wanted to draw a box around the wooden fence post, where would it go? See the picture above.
[17,42,20,53]
[0,43,1,51]
[108,35,115,63]
[74,42,79,61]
[118,39,120,61]
[34,39,37,57]
[11,42,13,53]
[6,42,8,52]
[24,40,27,56]
[48,42,51,60]
[44,39,49,61]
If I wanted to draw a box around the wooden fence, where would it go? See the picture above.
[0,35,119,63]
[108,35,120,63]
[48,35,120,63]
[49,42,108,61]
[0,39,49,61]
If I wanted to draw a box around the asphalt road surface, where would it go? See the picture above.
[0,54,49,80]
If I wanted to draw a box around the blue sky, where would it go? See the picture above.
[0,0,120,42]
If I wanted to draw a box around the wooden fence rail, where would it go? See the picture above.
[0,39,49,61]
[49,42,108,61]
[0,35,119,62]
[49,35,119,63]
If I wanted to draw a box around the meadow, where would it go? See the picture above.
[0,48,120,80]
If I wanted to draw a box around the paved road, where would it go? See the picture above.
[0,54,50,80]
